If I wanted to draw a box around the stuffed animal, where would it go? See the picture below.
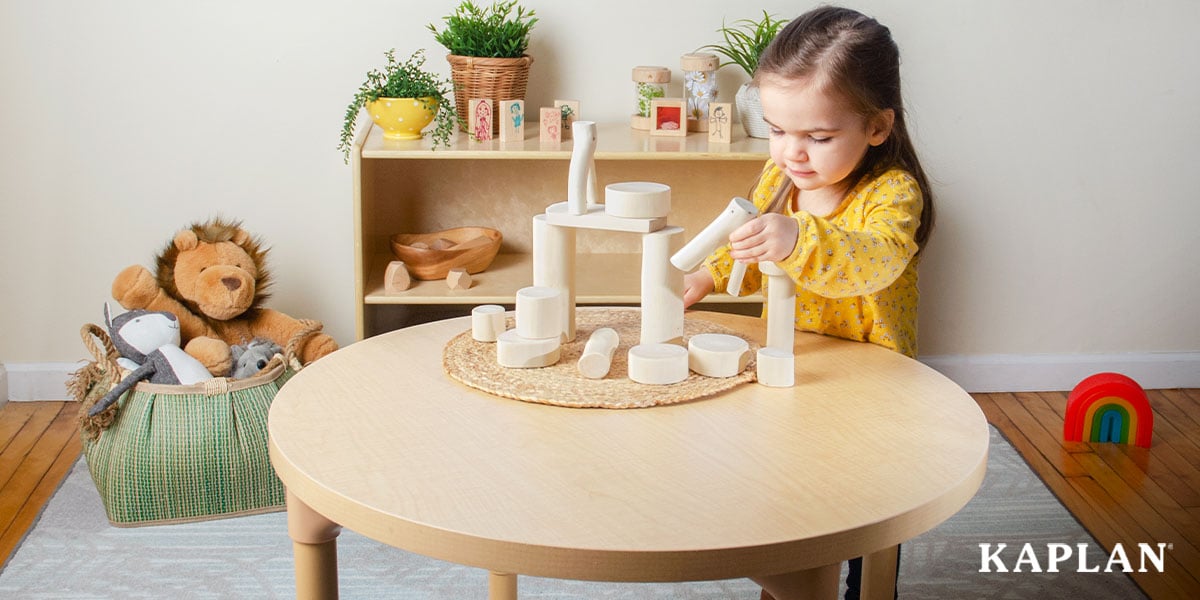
[110,217,337,377]
[231,338,282,379]
[88,306,212,417]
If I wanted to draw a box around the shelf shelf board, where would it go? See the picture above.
[364,252,763,306]
[358,121,769,161]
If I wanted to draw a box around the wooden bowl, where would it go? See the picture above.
[390,227,502,280]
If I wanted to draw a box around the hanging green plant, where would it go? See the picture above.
[338,48,462,162]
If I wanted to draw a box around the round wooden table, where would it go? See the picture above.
[268,310,988,599]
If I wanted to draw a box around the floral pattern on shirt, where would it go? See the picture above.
[703,161,924,357]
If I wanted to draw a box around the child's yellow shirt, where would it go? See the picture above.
[703,162,923,357]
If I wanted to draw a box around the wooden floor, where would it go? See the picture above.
[3,393,1199,598]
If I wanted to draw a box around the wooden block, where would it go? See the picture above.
[649,99,688,137]
[708,103,733,144]
[446,267,472,290]
[539,108,561,145]
[554,100,580,140]
[469,98,494,141]
[496,329,561,368]
[429,237,457,251]
[384,261,411,293]
[544,202,667,233]
[578,327,619,379]
[515,286,563,340]
[604,182,671,219]
[627,343,689,385]
[688,333,750,378]
[471,304,506,342]
[757,347,795,388]
[499,100,524,142]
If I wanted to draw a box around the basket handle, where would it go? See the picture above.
[80,323,122,373]
[283,319,324,370]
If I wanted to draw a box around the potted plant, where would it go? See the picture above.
[700,11,788,138]
[338,48,461,162]
[428,0,537,134]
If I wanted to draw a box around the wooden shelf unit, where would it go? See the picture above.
[351,121,770,339]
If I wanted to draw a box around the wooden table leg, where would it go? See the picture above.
[287,490,343,600]
[860,544,899,600]
[488,571,518,600]
[752,563,839,600]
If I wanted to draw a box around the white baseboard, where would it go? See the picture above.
[1,352,1197,402]
[920,352,1200,393]
[3,362,77,402]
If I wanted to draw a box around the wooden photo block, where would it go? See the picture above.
[469,98,494,141]
[554,100,580,140]
[384,261,411,293]
[446,267,472,290]
[539,107,562,145]
[649,99,687,137]
[499,99,525,142]
[708,103,733,144]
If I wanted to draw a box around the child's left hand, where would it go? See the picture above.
[729,214,799,264]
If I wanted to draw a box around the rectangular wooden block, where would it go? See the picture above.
[469,98,494,141]
[499,100,524,142]
[708,102,733,144]
[539,107,562,144]
[554,100,580,140]
[544,202,666,233]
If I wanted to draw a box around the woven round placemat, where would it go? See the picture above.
[443,307,759,409]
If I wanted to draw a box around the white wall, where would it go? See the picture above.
[2,1,1197,394]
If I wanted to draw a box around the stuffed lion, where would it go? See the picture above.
[111,217,338,376]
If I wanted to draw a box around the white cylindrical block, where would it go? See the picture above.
[577,327,620,379]
[471,305,506,342]
[497,330,562,368]
[515,286,563,340]
[761,262,796,352]
[567,121,598,215]
[726,261,748,296]
[604,182,671,219]
[627,343,689,385]
[641,226,685,345]
[688,333,751,378]
[756,347,795,388]
[532,215,577,342]
[670,197,759,272]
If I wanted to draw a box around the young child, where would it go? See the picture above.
[681,5,934,599]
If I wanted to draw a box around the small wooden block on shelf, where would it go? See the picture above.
[385,261,412,293]
[447,268,472,290]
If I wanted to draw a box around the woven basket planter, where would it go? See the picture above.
[446,54,533,134]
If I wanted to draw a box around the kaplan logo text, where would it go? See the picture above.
[978,543,1169,573]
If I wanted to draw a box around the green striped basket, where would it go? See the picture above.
[71,323,315,527]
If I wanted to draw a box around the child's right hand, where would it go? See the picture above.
[683,270,715,308]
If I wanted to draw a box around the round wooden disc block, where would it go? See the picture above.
[443,307,760,409]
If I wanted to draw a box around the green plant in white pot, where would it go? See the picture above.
[338,49,461,162]
[700,12,788,138]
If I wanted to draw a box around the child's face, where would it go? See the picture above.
[758,75,893,196]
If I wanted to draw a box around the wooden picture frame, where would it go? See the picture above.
[649,99,687,137]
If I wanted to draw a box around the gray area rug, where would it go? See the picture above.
[1,426,1144,599]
